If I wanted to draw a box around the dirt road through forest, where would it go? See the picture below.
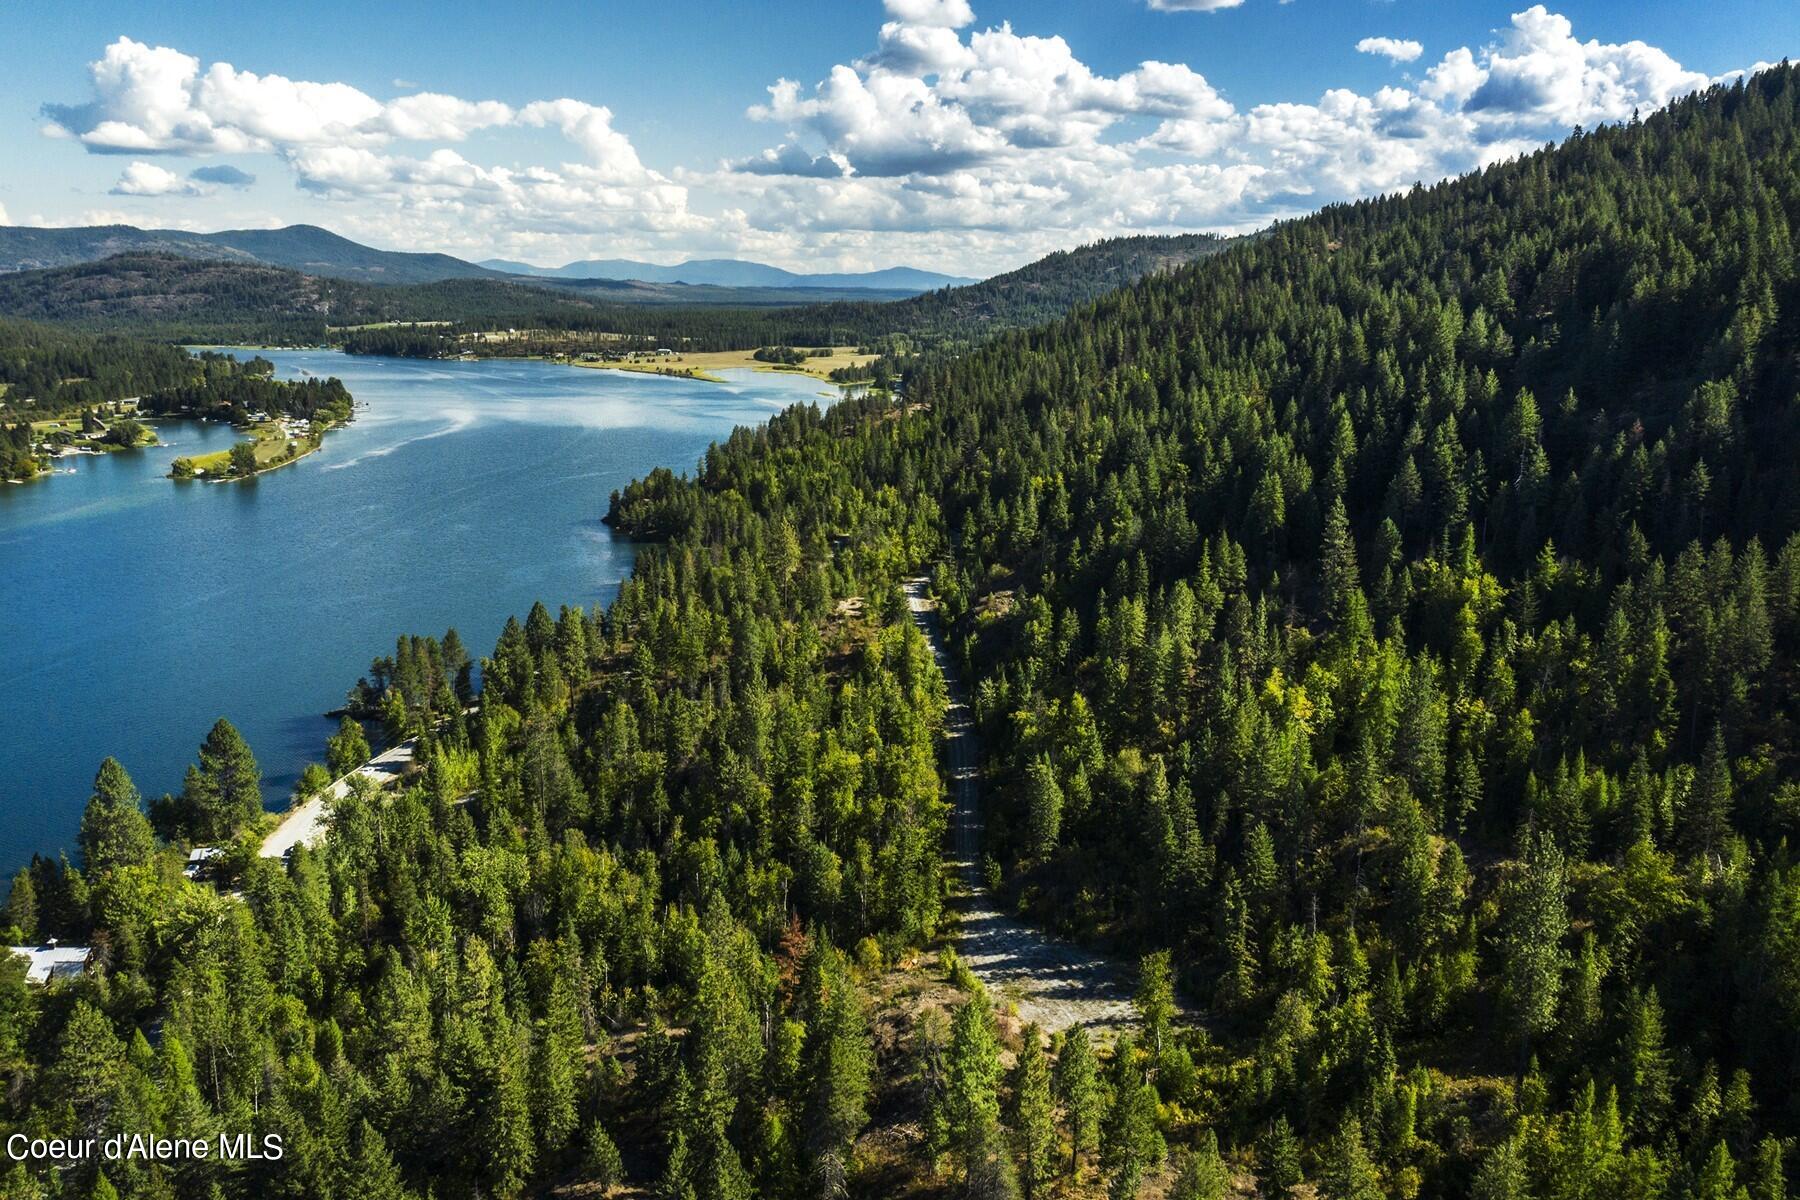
[906,579,1140,1033]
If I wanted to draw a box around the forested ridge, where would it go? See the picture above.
[0,318,222,413]
[6,62,1800,1200]
[0,236,1231,355]
[337,235,1229,358]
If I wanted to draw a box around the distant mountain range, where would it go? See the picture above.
[0,223,978,295]
[0,224,505,286]
[480,256,976,292]
[0,231,1231,347]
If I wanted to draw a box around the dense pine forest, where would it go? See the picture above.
[5,62,1800,1200]
[617,63,1800,1198]
[0,319,224,414]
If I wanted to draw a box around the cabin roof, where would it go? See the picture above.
[9,944,92,984]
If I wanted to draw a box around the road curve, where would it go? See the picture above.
[906,578,1140,1033]
[259,737,418,859]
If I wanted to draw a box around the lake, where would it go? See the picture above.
[0,350,836,874]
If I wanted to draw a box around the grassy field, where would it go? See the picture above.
[25,415,158,450]
[172,422,318,480]
[572,347,880,384]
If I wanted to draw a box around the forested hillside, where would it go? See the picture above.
[0,223,507,285]
[619,65,1800,1198]
[795,233,1232,349]
[0,255,590,345]
[6,61,1800,1200]
[336,235,1230,356]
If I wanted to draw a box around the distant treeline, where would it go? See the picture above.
[338,234,1233,359]
[0,318,221,414]
[142,371,353,427]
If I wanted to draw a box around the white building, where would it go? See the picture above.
[183,847,225,880]
[9,942,92,985]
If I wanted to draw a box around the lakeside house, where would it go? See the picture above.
[183,846,225,880]
[9,941,92,985]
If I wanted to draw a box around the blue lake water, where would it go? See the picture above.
[0,350,835,873]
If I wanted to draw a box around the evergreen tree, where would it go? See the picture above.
[803,944,873,1198]
[1320,1115,1382,1200]
[342,1121,411,1200]
[3,870,38,942]
[170,718,262,841]
[529,1015,579,1157]
[1170,1131,1229,1200]
[1619,986,1673,1137]
[1501,830,1568,1065]
[1024,754,1064,860]
[583,1119,624,1188]
[1471,1137,1529,1200]
[1136,950,1176,1059]
[1007,1026,1057,1199]
[1100,1035,1164,1200]
[50,1002,123,1136]
[326,716,371,778]
[1260,1116,1303,1200]
[1749,1136,1787,1200]
[77,757,155,875]
[946,994,1004,1175]
[1055,1025,1103,1177]
[1694,1142,1749,1200]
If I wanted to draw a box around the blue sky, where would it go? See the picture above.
[4,0,1795,275]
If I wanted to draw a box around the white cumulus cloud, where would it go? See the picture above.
[1464,5,1709,129]
[1358,37,1425,64]
[721,3,1741,270]
[43,37,698,244]
[883,0,976,29]
[1146,0,1247,12]
[110,160,202,196]
[32,8,1759,274]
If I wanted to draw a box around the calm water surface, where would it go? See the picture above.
[0,350,834,872]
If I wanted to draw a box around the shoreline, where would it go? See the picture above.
[564,346,881,387]
[171,421,341,483]
[195,436,327,482]
[3,425,160,485]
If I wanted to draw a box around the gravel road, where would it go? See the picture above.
[906,579,1140,1033]
[259,736,417,859]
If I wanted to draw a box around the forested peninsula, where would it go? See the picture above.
[5,64,1800,1200]
[0,320,353,482]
